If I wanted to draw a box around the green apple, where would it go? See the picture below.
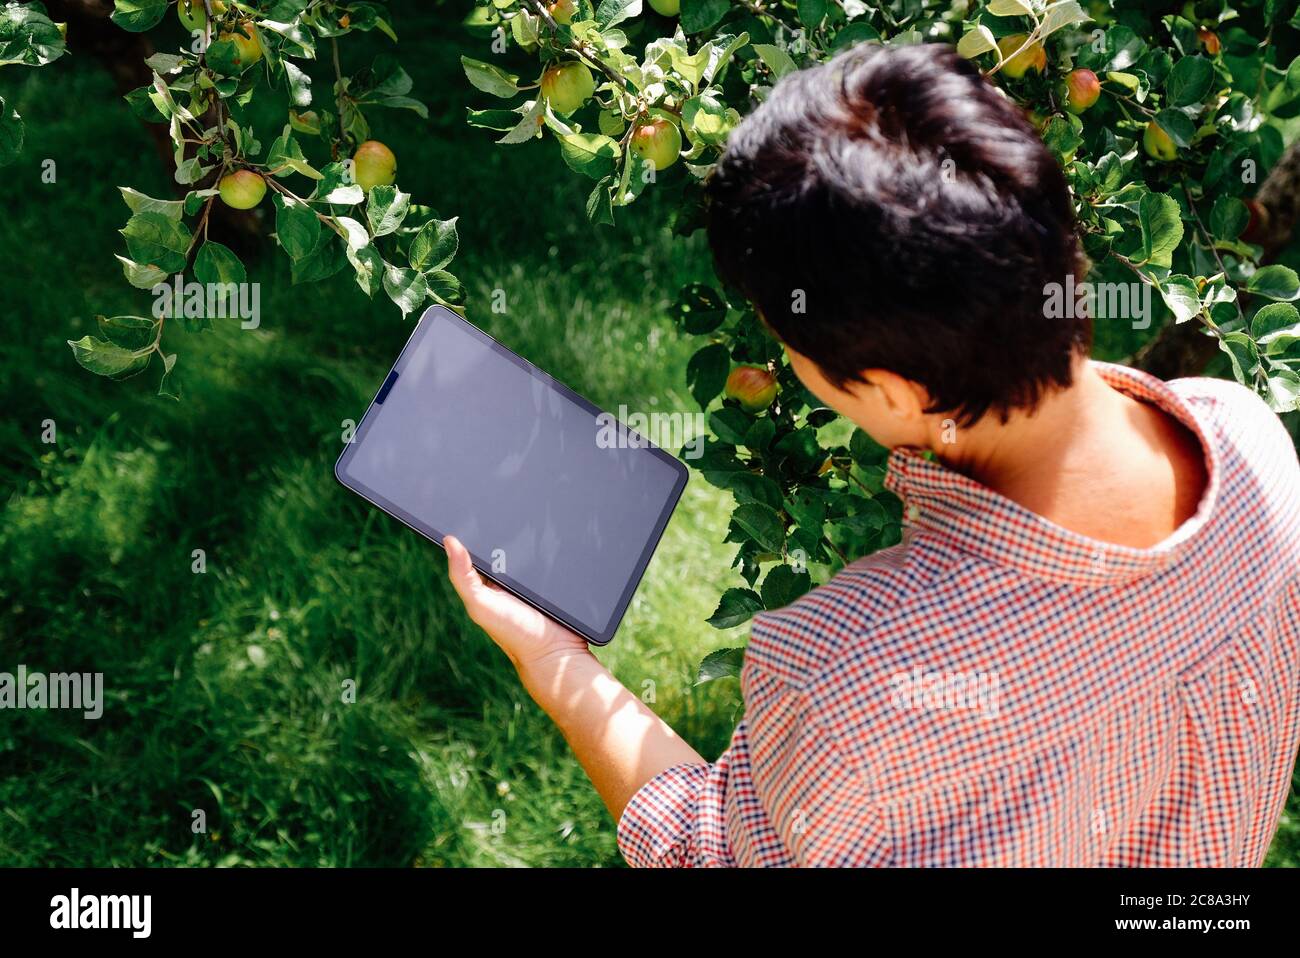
[1143,121,1177,161]
[540,62,595,116]
[997,34,1046,78]
[545,0,577,23]
[177,0,227,33]
[630,117,682,172]
[1062,69,1100,114]
[648,0,681,15]
[353,140,397,192]
[218,22,262,69]
[218,170,266,210]
[725,365,778,413]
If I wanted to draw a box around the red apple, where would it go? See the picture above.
[725,365,778,413]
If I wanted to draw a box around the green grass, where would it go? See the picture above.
[0,10,747,867]
[0,7,1293,867]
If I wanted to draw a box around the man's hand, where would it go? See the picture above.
[443,535,592,679]
[442,534,707,821]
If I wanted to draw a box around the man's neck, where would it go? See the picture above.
[931,359,1207,548]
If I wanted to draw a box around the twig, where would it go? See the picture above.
[1181,179,1247,327]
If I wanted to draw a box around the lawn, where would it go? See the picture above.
[0,4,1294,868]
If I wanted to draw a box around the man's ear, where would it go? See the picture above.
[861,369,930,420]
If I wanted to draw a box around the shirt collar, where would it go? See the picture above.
[882,362,1222,586]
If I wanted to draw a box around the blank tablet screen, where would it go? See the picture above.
[335,306,688,644]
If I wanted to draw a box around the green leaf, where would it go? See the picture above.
[1246,265,1300,302]
[383,264,427,318]
[1266,370,1300,413]
[682,92,736,147]
[956,25,997,59]
[426,270,466,306]
[732,502,786,553]
[672,283,727,335]
[1154,108,1195,148]
[193,241,246,287]
[306,163,364,206]
[333,216,370,251]
[1038,0,1089,38]
[1159,274,1201,324]
[784,488,828,531]
[1209,196,1249,240]
[157,351,180,400]
[409,217,459,272]
[686,343,729,408]
[752,43,797,79]
[110,0,168,33]
[0,3,66,65]
[274,194,321,260]
[850,427,889,467]
[118,186,183,221]
[206,37,250,77]
[498,97,547,145]
[466,106,522,132]
[760,564,811,610]
[728,473,783,508]
[1218,331,1258,385]
[595,0,642,29]
[115,255,169,290]
[460,56,521,98]
[695,647,745,683]
[346,243,384,298]
[1252,302,1300,341]
[586,178,614,226]
[558,133,620,180]
[0,97,22,167]
[797,0,827,27]
[267,125,322,180]
[705,589,763,629]
[1166,55,1214,107]
[284,60,312,108]
[680,0,730,34]
[366,185,411,236]
[67,336,150,379]
[97,314,158,351]
[291,231,347,285]
[709,407,753,445]
[1137,192,1183,268]
[120,212,191,275]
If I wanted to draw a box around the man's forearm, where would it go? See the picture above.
[520,651,707,820]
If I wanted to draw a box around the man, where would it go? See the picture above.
[444,43,1300,866]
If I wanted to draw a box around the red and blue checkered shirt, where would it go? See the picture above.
[618,363,1300,867]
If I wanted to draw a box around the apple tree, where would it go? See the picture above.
[9,1,465,395]
[458,0,1300,676]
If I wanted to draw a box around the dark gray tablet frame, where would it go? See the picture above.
[334,305,689,646]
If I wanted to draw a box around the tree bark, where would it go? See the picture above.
[1130,139,1300,380]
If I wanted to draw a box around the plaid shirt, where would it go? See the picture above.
[618,363,1300,867]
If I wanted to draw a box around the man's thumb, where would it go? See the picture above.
[444,536,483,604]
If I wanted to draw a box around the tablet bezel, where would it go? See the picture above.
[334,305,689,646]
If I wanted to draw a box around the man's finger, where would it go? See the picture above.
[444,536,486,609]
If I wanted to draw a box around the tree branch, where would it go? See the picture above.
[1131,138,1300,380]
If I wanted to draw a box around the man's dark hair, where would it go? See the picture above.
[706,43,1089,425]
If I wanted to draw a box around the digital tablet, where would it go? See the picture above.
[334,305,689,646]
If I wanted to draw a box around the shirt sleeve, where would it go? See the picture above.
[616,660,893,867]
[616,665,795,867]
